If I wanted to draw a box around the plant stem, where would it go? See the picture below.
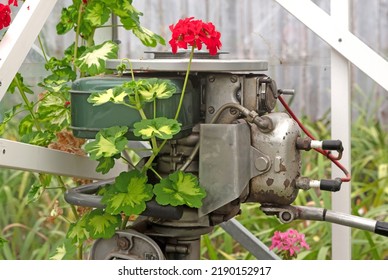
[14,76,42,131]
[37,35,49,63]
[77,244,83,260]
[73,2,85,72]
[120,215,130,230]
[149,166,162,180]
[153,99,157,119]
[142,139,168,172]
[174,46,194,120]
[56,176,79,220]
[122,58,135,82]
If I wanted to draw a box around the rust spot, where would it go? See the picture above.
[266,178,274,186]
[283,179,290,188]
[279,163,287,172]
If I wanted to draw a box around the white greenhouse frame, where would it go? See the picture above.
[0,0,387,259]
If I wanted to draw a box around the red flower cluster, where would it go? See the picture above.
[0,0,18,31]
[169,17,222,56]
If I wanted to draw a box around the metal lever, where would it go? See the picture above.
[261,205,388,237]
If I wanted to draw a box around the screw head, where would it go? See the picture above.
[230,75,238,83]
[208,106,215,114]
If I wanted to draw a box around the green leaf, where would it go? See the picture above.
[101,170,153,216]
[0,236,8,249]
[21,131,55,147]
[75,41,118,76]
[0,104,22,135]
[96,157,116,174]
[133,117,181,140]
[50,239,76,260]
[114,1,142,23]
[85,209,121,239]
[137,79,176,102]
[37,93,71,130]
[84,126,128,160]
[27,183,45,204]
[18,115,34,136]
[132,26,166,47]
[84,2,110,27]
[56,6,77,35]
[8,73,34,94]
[154,171,206,208]
[66,216,89,246]
[87,87,129,106]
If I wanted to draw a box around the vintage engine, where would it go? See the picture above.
[65,53,388,260]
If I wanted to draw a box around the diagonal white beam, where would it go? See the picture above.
[0,0,58,101]
[275,0,388,91]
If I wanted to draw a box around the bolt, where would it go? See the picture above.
[208,106,215,114]
[208,76,215,82]
[281,211,292,222]
[255,157,269,171]
[229,108,238,115]
[230,75,238,83]
[117,237,130,250]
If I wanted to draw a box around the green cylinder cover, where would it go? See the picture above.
[70,75,200,139]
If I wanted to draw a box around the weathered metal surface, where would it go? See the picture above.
[247,112,301,205]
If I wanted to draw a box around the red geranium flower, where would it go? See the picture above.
[0,4,11,30]
[169,17,222,56]
[8,0,18,7]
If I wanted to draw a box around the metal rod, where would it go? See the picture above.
[220,218,280,260]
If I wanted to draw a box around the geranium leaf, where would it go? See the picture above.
[66,216,89,246]
[84,2,110,27]
[37,93,71,130]
[85,209,121,239]
[50,239,76,260]
[56,5,77,35]
[27,183,45,204]
[84,126,128,160]
[133,117,181,140]
[132,26,166,47]
[138,79,176,103]
[18,114,34,136]
[75,41,118,76]
[87,87,129,106]
[21,131,55,147]
[96,157,115,174]
[101,170,153,216]
[153,171,206,208]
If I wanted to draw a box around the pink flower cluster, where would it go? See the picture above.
[0,0,18,30]
[269,228,310,258]
[169,17,222,56]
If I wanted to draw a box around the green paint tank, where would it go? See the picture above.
[70,75,201,139]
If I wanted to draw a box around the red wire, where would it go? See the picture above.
[278,96,351,182]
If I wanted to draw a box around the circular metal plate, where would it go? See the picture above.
[90,229,165,260]
[106,59,268,72]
